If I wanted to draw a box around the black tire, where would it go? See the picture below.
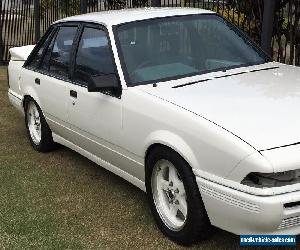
[24,98,56,152]
[145,146,211,246]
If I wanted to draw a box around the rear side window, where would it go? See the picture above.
[26,27,54,68]
[42,26,78,78]
[40,30,57,71]
[73,27,115,85]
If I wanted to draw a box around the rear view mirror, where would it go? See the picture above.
[88,73,121,97]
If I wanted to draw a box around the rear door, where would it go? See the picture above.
[23,23,79,138]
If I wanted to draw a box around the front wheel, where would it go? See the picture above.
[24,98,56,152]
[146,146,211,246]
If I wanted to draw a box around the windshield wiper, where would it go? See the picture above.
[172,78,211,89]
[172,65,279,89]
[248,66,279,73]
[218,61,267,72]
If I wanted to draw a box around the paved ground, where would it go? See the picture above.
[0,66,289,249]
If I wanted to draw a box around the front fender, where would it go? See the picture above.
[144,130,199,170]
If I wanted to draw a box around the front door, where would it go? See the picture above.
[66,25,125,171]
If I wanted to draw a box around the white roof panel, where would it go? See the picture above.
[55,7,215,26]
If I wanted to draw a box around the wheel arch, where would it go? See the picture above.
[22,94,33,108]
[22,94,49,126]
[144,131,199,172]
[21,85,42,110]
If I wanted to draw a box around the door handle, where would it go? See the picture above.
[35,78,40,85]
[70,90,77,98]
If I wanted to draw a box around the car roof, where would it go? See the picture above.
[55,7,215,27]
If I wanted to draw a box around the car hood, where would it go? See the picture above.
[137,62,300,151]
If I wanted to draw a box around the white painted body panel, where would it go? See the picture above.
[261,144,300,173]
[9,45,35,61]
[57,8,214,26]
[64,83,146,180]
[7,8,300,236]
[20,69,70,139]
[138,62,300,151]
[7,60,26,97]
[197,176,300,235]
[121,88,255,181]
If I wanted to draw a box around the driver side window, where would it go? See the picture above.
[73,27,115,86]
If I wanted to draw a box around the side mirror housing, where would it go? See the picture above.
[88,73,122,97]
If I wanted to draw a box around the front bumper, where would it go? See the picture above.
[197,176,300,235]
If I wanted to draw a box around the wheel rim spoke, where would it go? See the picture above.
[152,159,188,231]
[176,181,185,196]
[168,164,177,182]
[27,102,42,145]
[158,178,169,192]
[176,197,187,218]
[169,204,178,217]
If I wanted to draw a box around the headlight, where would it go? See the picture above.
[241,170,300,188]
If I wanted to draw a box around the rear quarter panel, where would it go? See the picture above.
[8,60,25,97]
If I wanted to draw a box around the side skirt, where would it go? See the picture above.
[52,133,146,192]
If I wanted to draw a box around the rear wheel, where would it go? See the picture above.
[146,146,211,246]
[24,98,56,152]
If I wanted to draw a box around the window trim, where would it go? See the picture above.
[24,22,82,84]
[23,26,56,68]
[46,26,77,79]
[45,24,81,81]
[38,27,59,71]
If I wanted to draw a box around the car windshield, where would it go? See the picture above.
[114,14,269,86]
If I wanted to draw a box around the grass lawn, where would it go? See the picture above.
[0,66,280,249]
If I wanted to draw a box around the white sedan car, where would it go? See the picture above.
[7,8,300,245]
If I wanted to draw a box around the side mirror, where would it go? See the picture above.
[88,73,121,97]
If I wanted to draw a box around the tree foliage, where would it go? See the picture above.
[221,0,299,64]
